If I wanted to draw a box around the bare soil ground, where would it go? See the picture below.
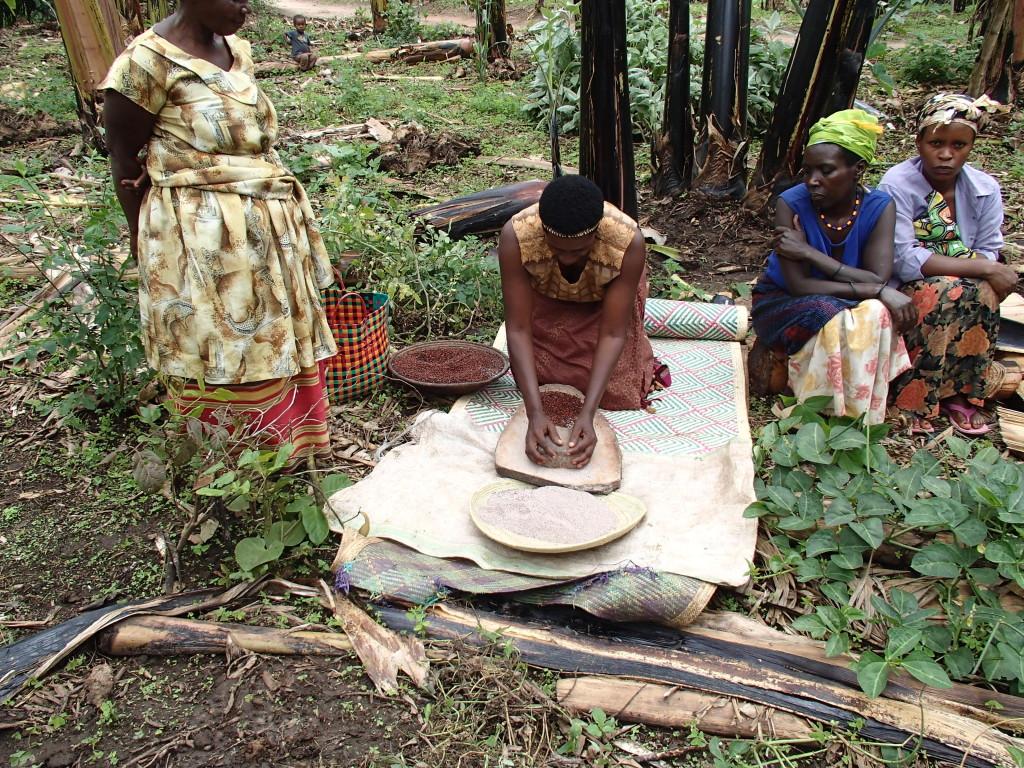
[9,654,412,767]
[269,0,533,29]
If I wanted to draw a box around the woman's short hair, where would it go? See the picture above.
[538,175,605,237]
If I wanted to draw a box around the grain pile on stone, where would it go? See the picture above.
[392,345,503,384]
[477,485,617,546]
[540,391,583,428]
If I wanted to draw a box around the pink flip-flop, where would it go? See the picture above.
[940,401,991,436]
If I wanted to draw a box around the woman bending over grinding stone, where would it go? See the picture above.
[498,176,666,469]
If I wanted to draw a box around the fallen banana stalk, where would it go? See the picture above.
[377,603,1024,767]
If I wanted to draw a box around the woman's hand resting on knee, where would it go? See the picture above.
[877,287,918,332]
[980,261,1018,301]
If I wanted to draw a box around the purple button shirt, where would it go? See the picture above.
[878,157,1004,285]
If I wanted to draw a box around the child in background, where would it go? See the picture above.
[285,15,318,71]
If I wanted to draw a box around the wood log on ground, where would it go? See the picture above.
[475,156,578,174]
[557,676,817,740]
[280,120,394,144]
[0,581,272,703]
[365,38,476,63]
[685,611,1024,728]
[377,603,1024,767]
[693,0,751,199]
[97,615,354,657]
[410,179,549,238]
[253,39,474,76]
[0,269,78,359]
[579,0,637,219]
[651,0,694,197]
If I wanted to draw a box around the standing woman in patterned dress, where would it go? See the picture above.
[102,0,338,459]
[880,94,1016,436]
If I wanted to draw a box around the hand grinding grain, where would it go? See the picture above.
[477,486,617,546]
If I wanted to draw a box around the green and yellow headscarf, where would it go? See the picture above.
[806,108,884,165]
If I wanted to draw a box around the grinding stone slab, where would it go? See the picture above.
[494,384,622,493]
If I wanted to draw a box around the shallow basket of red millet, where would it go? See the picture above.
[387,339,511,396]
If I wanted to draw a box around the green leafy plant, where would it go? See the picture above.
[522,2,582,133]
[556,708,624,764]
[523,0,669,138]
[0,0,53,26]
[133,401,352,575]
[747,398,1024,697]
[523,1,792,139]
[747,12,791,132]
[893,37,979,86]
[0,172,149,426]
[380,0,423,45]
[320,180,503,341]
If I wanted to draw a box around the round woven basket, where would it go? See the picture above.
[388,339,510,396]
[985,359,1023,401]
[469,479,646,554]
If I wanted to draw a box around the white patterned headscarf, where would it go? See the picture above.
[916,92,1006,135]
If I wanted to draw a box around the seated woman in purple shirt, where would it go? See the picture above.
[880,93,1016,436]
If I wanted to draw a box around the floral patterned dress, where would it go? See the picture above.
[892,191,1000,417]
[102,30,337,457]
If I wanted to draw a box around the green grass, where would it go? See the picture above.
[0,26,76,123]
[884,1,977,43]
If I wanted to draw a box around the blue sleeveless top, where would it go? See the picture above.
[761,184,893,292]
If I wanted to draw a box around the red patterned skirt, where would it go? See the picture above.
[168,362,331,460]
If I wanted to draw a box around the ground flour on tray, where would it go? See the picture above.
[477,485,617,545]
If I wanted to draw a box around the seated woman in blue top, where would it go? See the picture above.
[749,109,917,424]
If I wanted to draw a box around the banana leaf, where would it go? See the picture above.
[410,179,549,239]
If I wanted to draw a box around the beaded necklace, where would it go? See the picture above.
[818,187,863,233]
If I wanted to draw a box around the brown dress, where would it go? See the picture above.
[510,202,657,410]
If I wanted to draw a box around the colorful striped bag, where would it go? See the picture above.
[323,289,390,402]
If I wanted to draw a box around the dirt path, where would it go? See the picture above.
[266,2,905,51]
[269,0,533,28]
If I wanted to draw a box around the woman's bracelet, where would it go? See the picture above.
[875,283,886,298]
[848,281,857,298]
[830,262,843,279]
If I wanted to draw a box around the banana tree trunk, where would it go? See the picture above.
[1016,0,1024,103]
[968,0,1020,103]
[651,0,693,197]
[53,0,124,151]
[475,0,509,60]
[371,0,387,33]
[748,0,883,204]
[821,0,879,115]
[693,0,751,199]
[579,0,637,219]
